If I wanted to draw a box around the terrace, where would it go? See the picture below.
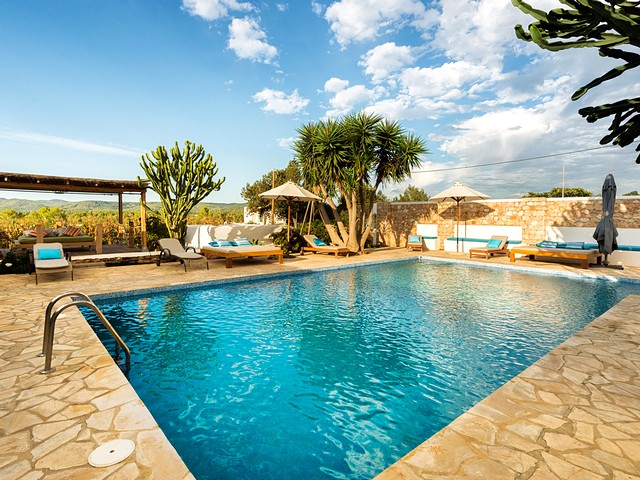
[2,249,640,479]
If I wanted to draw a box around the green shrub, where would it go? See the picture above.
[269,228,305,255]
[0,250,31,275]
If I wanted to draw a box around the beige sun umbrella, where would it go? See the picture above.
[431,182,490,252]
[259,181,322,241]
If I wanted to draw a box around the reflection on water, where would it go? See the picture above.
[86,262,640,480]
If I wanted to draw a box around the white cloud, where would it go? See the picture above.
[0,130,141,157]
[326,85,378,117]
[277,137,295,149]
[360,42,417,84]
[228,17,278,64]
[365,95,457,120]
[253,88,309,114]
[324,77,350,93]
[324,0,430,47]
[276,3,288,12]
[181,0,253,21]
[311,0,325,16]
[399,62,500,99]
[322,80,382,117]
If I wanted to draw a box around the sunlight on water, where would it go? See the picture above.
[86,261,640,480]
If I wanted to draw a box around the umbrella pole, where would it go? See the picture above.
[287,202,291,242]
[456,200,461,253]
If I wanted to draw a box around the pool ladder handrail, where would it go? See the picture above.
[39,291,131,375]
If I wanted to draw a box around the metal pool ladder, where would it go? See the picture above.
[39,291,131,375]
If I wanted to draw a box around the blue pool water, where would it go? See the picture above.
[86,261,640,480]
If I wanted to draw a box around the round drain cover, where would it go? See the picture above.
[88,439,135,467]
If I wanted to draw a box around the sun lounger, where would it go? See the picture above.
[469,236,509,259]
[33,242,73,284]
[157,238,209,272]
[201,245,283,268]
[509,246,602,269]
[301,235,350,258]
[407,235,425,252]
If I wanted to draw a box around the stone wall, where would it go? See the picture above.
[376,197,640,248]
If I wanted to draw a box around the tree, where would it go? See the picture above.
[241,160,307,225]
[139,141,225,240]
[523,187,593,197]
[513,0,640,162]
[393,184,430,202]
[623,190,640,196]
[293,111,428,253]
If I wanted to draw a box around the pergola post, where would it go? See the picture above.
[140,190,147,249]
[118,192,124,244]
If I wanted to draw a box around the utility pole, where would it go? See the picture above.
[561,160,565,198]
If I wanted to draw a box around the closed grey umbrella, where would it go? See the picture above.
[592,173,618,266]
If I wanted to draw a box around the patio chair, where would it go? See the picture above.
[157,238,209,272]
[407,235,424,252]
[301,235,350,258]
[33,242,73,284]
[468,236,509,259]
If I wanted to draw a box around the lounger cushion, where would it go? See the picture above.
[313,238,327,246]
[208,241,219,247]
[215,239,233,247]
[486,239,502,249]
[234,238,252,246]
[38,248,62,260]
[536,241,558,248]
[36,258,70,269]
[408,235,421,243]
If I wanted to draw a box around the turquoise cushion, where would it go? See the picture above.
[215,239,233,247]
[38,248,62,260]
[234,238,252,246]
[536,241,558,248]
[408,235,421,243]
[565,242,585,250]
[208,241,219,247]
[486,239,502,249]
[313,238,327,246]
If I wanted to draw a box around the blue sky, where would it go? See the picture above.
[1,0,639,205]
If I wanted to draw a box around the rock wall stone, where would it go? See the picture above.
[376,197,640,248]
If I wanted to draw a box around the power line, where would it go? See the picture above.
[414,145,617,174]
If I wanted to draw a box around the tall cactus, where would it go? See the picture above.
[513,0,640,163]
[139,141,225,240]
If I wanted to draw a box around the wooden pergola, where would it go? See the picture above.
[0,172,149,248]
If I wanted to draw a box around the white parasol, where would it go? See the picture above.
[259,181,322,241]
[431,182,489,252]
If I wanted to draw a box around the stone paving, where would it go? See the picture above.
[1,248,640,479]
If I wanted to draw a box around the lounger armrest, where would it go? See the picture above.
[186,246,197,253]
[159,248,173,260]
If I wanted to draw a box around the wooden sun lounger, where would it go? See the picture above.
[201,245,283,268]
[509,246,602,269]
[301,235,350,258]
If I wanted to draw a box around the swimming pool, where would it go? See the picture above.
[86,260,640,480]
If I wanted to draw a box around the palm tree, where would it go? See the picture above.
[294,112,428,253]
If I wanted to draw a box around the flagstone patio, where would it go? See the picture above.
[1,248,640,479]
